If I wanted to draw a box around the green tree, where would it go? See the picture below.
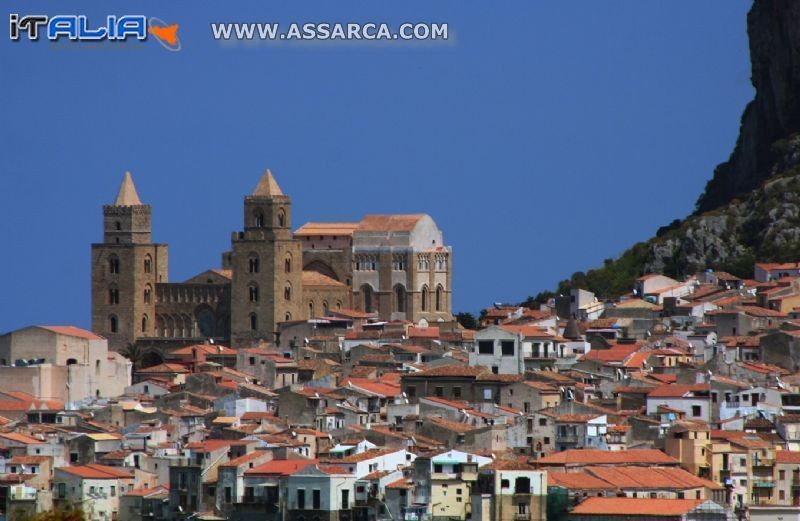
[119,342,144,372]
[13,506,85,521]
[455,312,478,330]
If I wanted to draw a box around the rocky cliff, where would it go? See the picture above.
[696,0,800,213]
[542,0,800,300]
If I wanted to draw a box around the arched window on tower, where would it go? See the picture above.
[141,314,148,333]
[249,254,260,273]
[421,285,429,312]
[322,301,329,316]
[395,285,406,314]
[254,212,264,228]
[108,285,119,305]
[144,254,152,274]
[249,313,257,331]
[436,285,444,311]
[284,283,292,301]
[108,256,120,274]
[308,302,314,319]
[277,209,286,227]
[249,283,259,302]
[284,312,292,321]
[109,315,118,333]
[285,255,292,273]
[144,284,152,304]
[361,284,374,313]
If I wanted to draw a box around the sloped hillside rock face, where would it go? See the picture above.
[647,136,800,276]
[695,0,800,213]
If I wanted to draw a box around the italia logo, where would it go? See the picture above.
[9,14,181,51]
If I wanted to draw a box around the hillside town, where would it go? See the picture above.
[7,173,800,521]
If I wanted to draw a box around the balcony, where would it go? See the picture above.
[753,458,775,467]
[752,480,776,488]
[514,514,530,521]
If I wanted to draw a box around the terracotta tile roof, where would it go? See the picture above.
[498,325,553,338]
[427,417,482,433]
[184,440,254,453]
[0,433,44,445]
[407,326,440,339]
[57,464,133,479]
[170,344,235,356]
[302,271,346,287]
[481,459,537,471]
[409,366,485,378]
[137,363,189,373]
[580,344,640,363]
[38,326,104,340]
[647,384,709,398]
[522,381,560,393]
[535,449,677,466]
[124,485,169,498]
[344,379,401,397]
[323,449,396,463]
[570,497,705,516]
[357,214,426,232]
[585,466,722,490]
[295,222,359,236]
[548,471,613,490]
[777,451,800,464]
[475,373,524,383]
[386,478,413,489]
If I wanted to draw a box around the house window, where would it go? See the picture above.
[406,387,416,398]
[435,387,444,398]
[501,341,515,356]
[249,357,256,366]
[297,489,305,509]
[477,341,494,355]
[453,387,462,399]
[312,489,321,510]
[501,479,510,489]
[492,366,499,374]
[692,405,702,417]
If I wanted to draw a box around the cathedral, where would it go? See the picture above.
[91,170,453,350]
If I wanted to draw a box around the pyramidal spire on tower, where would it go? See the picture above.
[252,169,283,197]
[114,171,143,206]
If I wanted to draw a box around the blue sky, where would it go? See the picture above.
[0,1,753,331]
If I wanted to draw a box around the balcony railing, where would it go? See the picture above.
[514,514,530,521]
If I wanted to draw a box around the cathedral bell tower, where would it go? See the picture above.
[91,172,168,350]
[230,170,303,346]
